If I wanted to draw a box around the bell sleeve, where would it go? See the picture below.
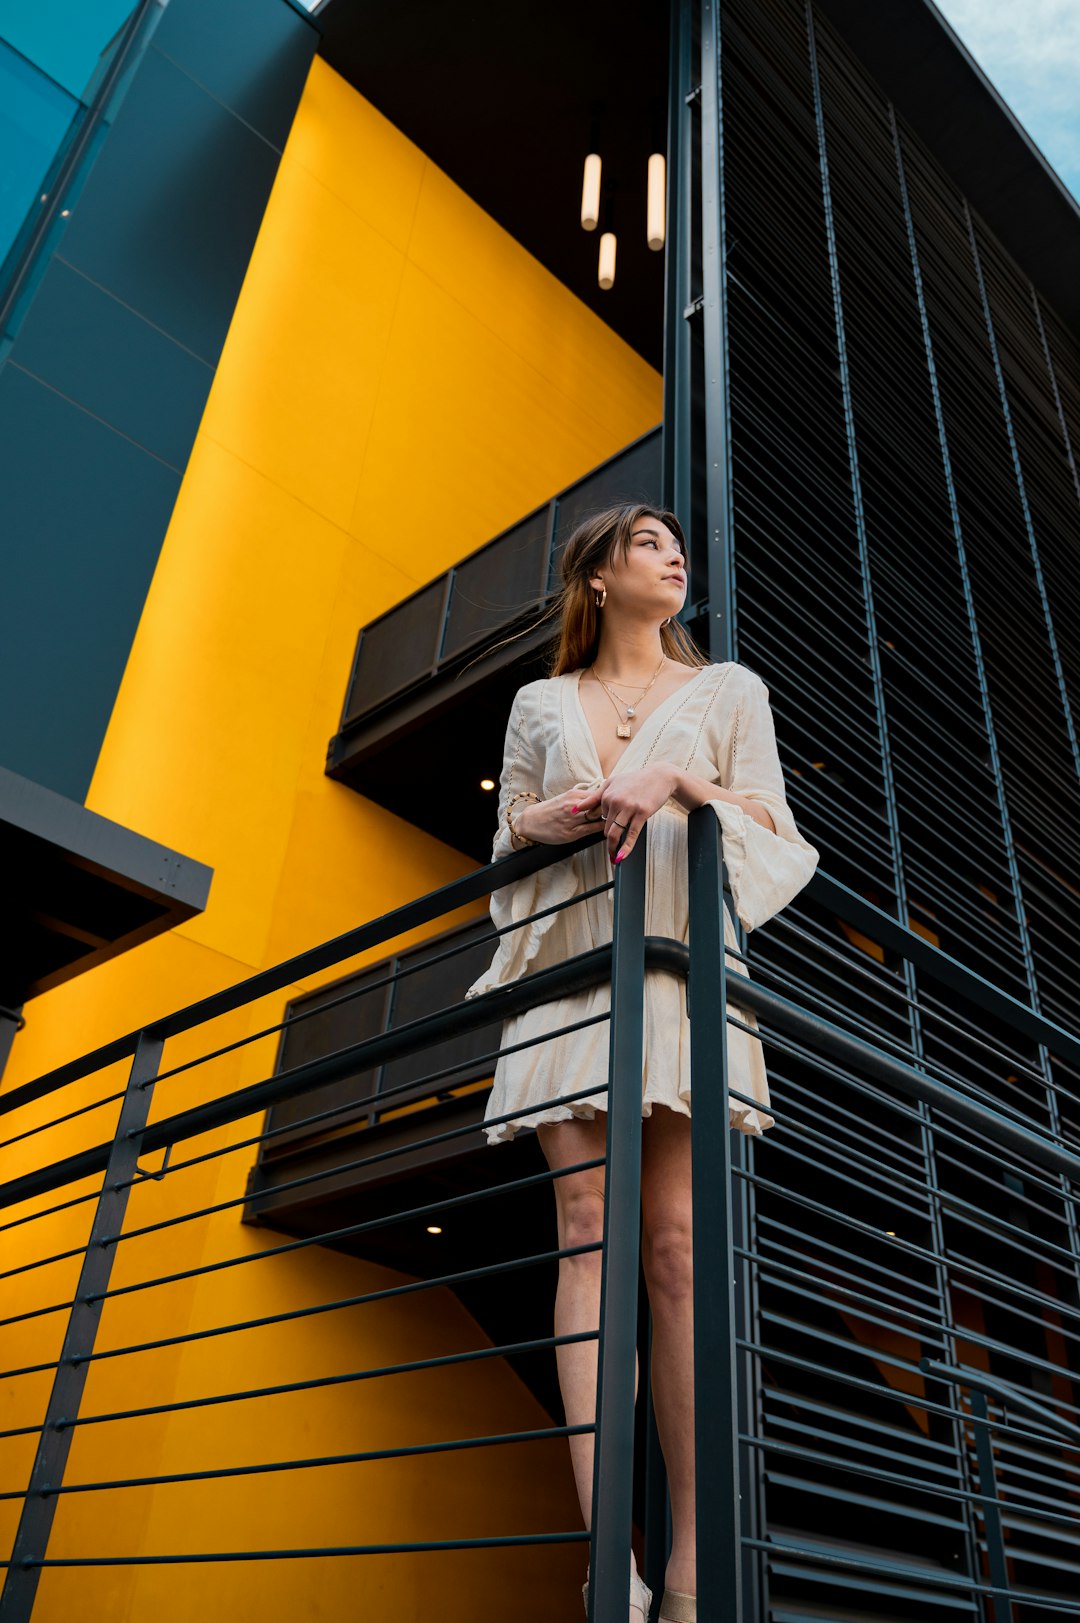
[489,686,538,863]
[709,673,819,932]
[467,683,581,996]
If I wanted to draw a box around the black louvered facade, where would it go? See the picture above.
[718,1,1080,1615]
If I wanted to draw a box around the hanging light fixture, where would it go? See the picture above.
[598,231,617,290]
[581,153,602,231]
[647,153,666,250]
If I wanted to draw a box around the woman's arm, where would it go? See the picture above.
[572,763,769,863]
[669,767,776,832]
[493,685,603,852]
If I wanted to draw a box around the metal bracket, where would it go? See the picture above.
[683,296,704,320]
[133,1142,173,1182]
[685,84,702,105]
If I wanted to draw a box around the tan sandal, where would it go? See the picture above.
[582,1568,654,1620]
[659,1591,697,1622]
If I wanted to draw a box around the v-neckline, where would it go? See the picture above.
[572,664,710,780]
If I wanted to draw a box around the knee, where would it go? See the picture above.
[643,1218,694,1307]
[556,1181,606,1254]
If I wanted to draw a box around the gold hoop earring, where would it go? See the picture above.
[594,587,607,609]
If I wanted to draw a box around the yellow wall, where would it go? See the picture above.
[0,55,660,1619]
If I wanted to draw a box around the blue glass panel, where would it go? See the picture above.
[0,40,77,271]
[0,1,135,100]
[59,45,282,364]
[10,257,213,469]
[0,361,180,800]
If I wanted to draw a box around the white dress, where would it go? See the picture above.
[467,662,819,1145]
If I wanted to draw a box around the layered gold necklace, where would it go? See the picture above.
[589,655,666,739]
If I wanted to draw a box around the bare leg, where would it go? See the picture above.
[640,1106,696,1598]
[536,1114,645,1611]
[536,1113,610,1529]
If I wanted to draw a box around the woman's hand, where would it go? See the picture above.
[516,790,606,847]
[572,764,680,863]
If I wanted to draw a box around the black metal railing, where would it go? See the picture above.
[2,820,1080,1620]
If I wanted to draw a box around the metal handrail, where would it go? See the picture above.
[2,814,1079,1618]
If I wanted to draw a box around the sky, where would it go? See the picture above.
[934,0,1080,204]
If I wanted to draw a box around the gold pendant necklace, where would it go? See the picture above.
[590,656,666,739]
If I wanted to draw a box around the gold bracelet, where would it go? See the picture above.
[506,790,541,848]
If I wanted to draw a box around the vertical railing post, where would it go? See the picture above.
[687,807,742,1620]
[968,1391,1014,1623]
[590,827,648,1623]
[653,0,695,1587]
[0,1027,164,1622]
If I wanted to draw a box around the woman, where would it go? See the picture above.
[468,504,818,1622]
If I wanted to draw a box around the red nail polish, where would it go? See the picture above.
[614,851,625,864]
[571,806,578,814]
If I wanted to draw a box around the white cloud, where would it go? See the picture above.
[933,0,1080,202]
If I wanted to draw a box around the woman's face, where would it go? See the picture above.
[592,517,687,620]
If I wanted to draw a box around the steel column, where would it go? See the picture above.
[965,204,1080,791]
[968,1391,1015,1623]
[699,0,736,665]
[0,1028,164,1622]
[662,0,695,534]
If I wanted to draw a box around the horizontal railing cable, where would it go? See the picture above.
[0,1242,601,1385]
[0,1532,592,1570]
[141,878,615,1098]
[0,834,608,1119]
[0,1058,613,1297]
[111,1014,613,1202]
[0,1156,604,1337]
[2,1423,596,1503]
[39,1331,600,1436]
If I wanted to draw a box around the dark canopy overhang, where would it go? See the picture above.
[1,766,212,1008]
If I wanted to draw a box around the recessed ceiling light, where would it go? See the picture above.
[480,778,496,791]
[426,1225,443,1235]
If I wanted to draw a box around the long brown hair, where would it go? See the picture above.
[549,503,708,676]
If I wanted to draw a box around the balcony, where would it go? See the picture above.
[4,821,1079,1619]
[326,427,662,859]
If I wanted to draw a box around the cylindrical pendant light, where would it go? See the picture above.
[581,153,602,231]
[647,153,666,250]
[598,231,617,290]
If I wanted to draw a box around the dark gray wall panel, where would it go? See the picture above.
[0,364,179,798]
[56,45,283,366]
[10,256,213,470]
[153,0,316,151]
